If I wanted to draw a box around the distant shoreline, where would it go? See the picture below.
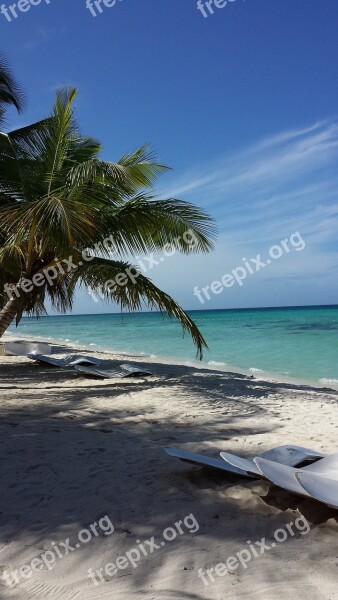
[10,305,338,387]
[4,330,338,392]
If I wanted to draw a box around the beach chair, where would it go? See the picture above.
[28,354,101,368]
[1,341,52,356]
[164,447,249,476]
[164,445,324,478]
[296,470,338,509]
[220,445,325,477]
[74,363,152,378]
[253,452,338,501]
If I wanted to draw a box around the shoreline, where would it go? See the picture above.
[4,329,338,392]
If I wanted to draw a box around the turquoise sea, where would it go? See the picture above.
[12,306,338,385]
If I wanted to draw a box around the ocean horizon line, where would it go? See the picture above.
[21,303,338,319]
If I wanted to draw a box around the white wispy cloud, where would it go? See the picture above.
[152,120,338,307]
[159,119,338,247]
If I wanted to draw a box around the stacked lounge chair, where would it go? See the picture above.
[28,354,152,378]
[74,363,152,378]
[254,453,338,508]
[164,445,338,509]
[28,354,101,368]
[1,341,52,356]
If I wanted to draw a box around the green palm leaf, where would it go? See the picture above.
[0,54,25,127]
[68,257,208,359]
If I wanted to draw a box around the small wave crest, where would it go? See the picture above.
[208,360,227,366]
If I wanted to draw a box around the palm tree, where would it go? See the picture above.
[0,88,215,357]
[0,54,24,127]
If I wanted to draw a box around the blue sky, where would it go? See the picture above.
[1,0,338,312]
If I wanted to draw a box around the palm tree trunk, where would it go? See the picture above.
[0,298,19,339]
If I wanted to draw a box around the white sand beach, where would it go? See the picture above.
[0,334,337,600]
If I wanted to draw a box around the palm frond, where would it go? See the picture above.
[69,257,208,359]
[45,276,74,314]
[86,194,216,257]
[117,144,169,189]
[0,54,25,126]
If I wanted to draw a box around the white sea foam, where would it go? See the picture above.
[208,360,227,366]
[319,378,338,385]
[249,367,264,372]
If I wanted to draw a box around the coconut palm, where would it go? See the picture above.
[0,54,24,127]
[0,88,215,357]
